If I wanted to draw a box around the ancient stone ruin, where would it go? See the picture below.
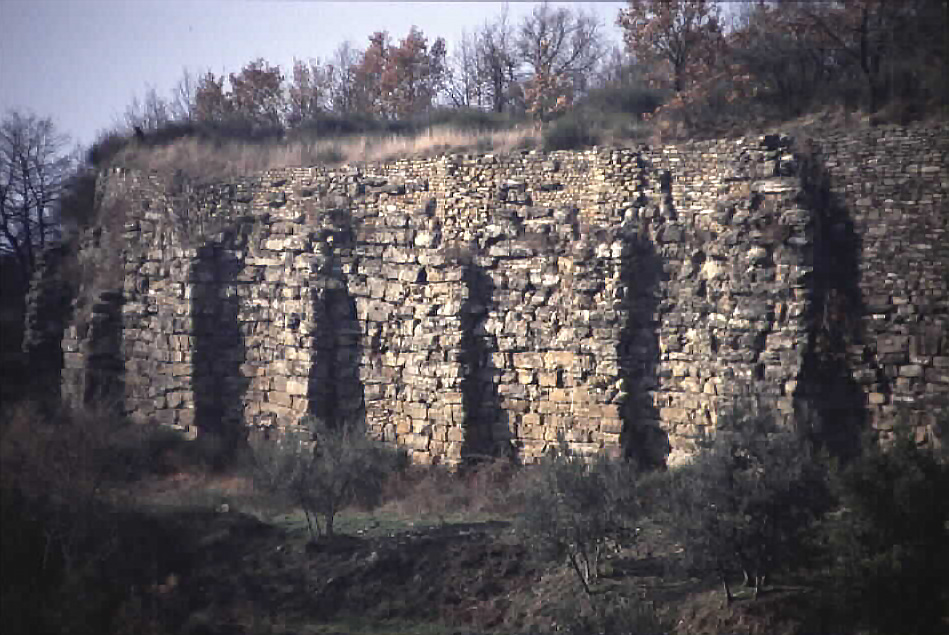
[34,125,948,465]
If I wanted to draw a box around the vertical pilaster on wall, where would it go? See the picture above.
[23,244,71,400]
[62,289,125,410]
[118,169,201,434]
[59,173,132,413]
[121,243,199,432]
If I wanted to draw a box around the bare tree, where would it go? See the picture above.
[0,111,74,284]
[477,11,521,114]
[445,29,487,109]
[591,45,637,89]
[327,41,363,114]
[517,3,605,115]
[122,85,171,133]
[169,68,199,122]
[286,58,332,126]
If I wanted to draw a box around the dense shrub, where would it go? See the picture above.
[581,82,666,120]
[424,107,523,131]
[253,416,403,539]
[517,439,636,594]
[542,112,599,151]
[661,406,830,602]
[541,80,663,151]
[823,429,949,634]
[0,403,187,634]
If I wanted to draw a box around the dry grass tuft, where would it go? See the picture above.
[378,458,522,521]
[113,125,540,180]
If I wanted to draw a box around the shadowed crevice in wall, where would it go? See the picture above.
[797,148,868,459]
[308,276,365,431]
[460,261,509,461]
[619,230,668,469]
[192,243,249,454]
[307,213,365,432]
[19,246,71,404]
[80,289,125,411]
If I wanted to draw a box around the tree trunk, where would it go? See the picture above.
[753,574,766,600]
[568,553,593,596]
[302,507,317,541]
[721,575,734,606]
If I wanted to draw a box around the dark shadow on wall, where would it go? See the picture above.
[460,260,510,461]
[618,229,669,469]
[81,289,125,410]
[307,273,366,431]
[191,243,249,457]
[796,147,869,460]
[16,246,73,408]
[307,212,365,431]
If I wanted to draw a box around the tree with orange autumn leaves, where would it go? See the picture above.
[192,28,447,126]
[347,28,448,120]
[619,0,947,126]
[618,0,723,95]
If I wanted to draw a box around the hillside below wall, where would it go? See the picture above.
[55,125,948,464]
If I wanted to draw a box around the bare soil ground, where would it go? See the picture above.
[111,473,824,635]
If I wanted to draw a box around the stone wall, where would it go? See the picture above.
[55,125,948,464]
[801,126,949,450]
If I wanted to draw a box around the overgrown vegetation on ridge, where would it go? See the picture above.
[85,1,947,177]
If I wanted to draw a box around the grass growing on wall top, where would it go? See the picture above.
[103,124,541,180]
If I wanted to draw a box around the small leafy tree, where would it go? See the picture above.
[517,438,635,595]
[254,416,400,539]
[228,58,285,128]
[665,405,829,602]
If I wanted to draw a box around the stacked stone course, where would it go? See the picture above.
[811,126,949,445]
[53,125,948,464]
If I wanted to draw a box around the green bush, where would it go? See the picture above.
[581,82,666,119]
[516,439,636,594]
[823,429,949,634]
[662,406,830,602]
[542,113,599,151]
[253,416,403,539]
[0,403,184,634]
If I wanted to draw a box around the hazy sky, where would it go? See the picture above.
[0,1,627,149]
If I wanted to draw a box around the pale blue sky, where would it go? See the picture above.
[0,1,627,148]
